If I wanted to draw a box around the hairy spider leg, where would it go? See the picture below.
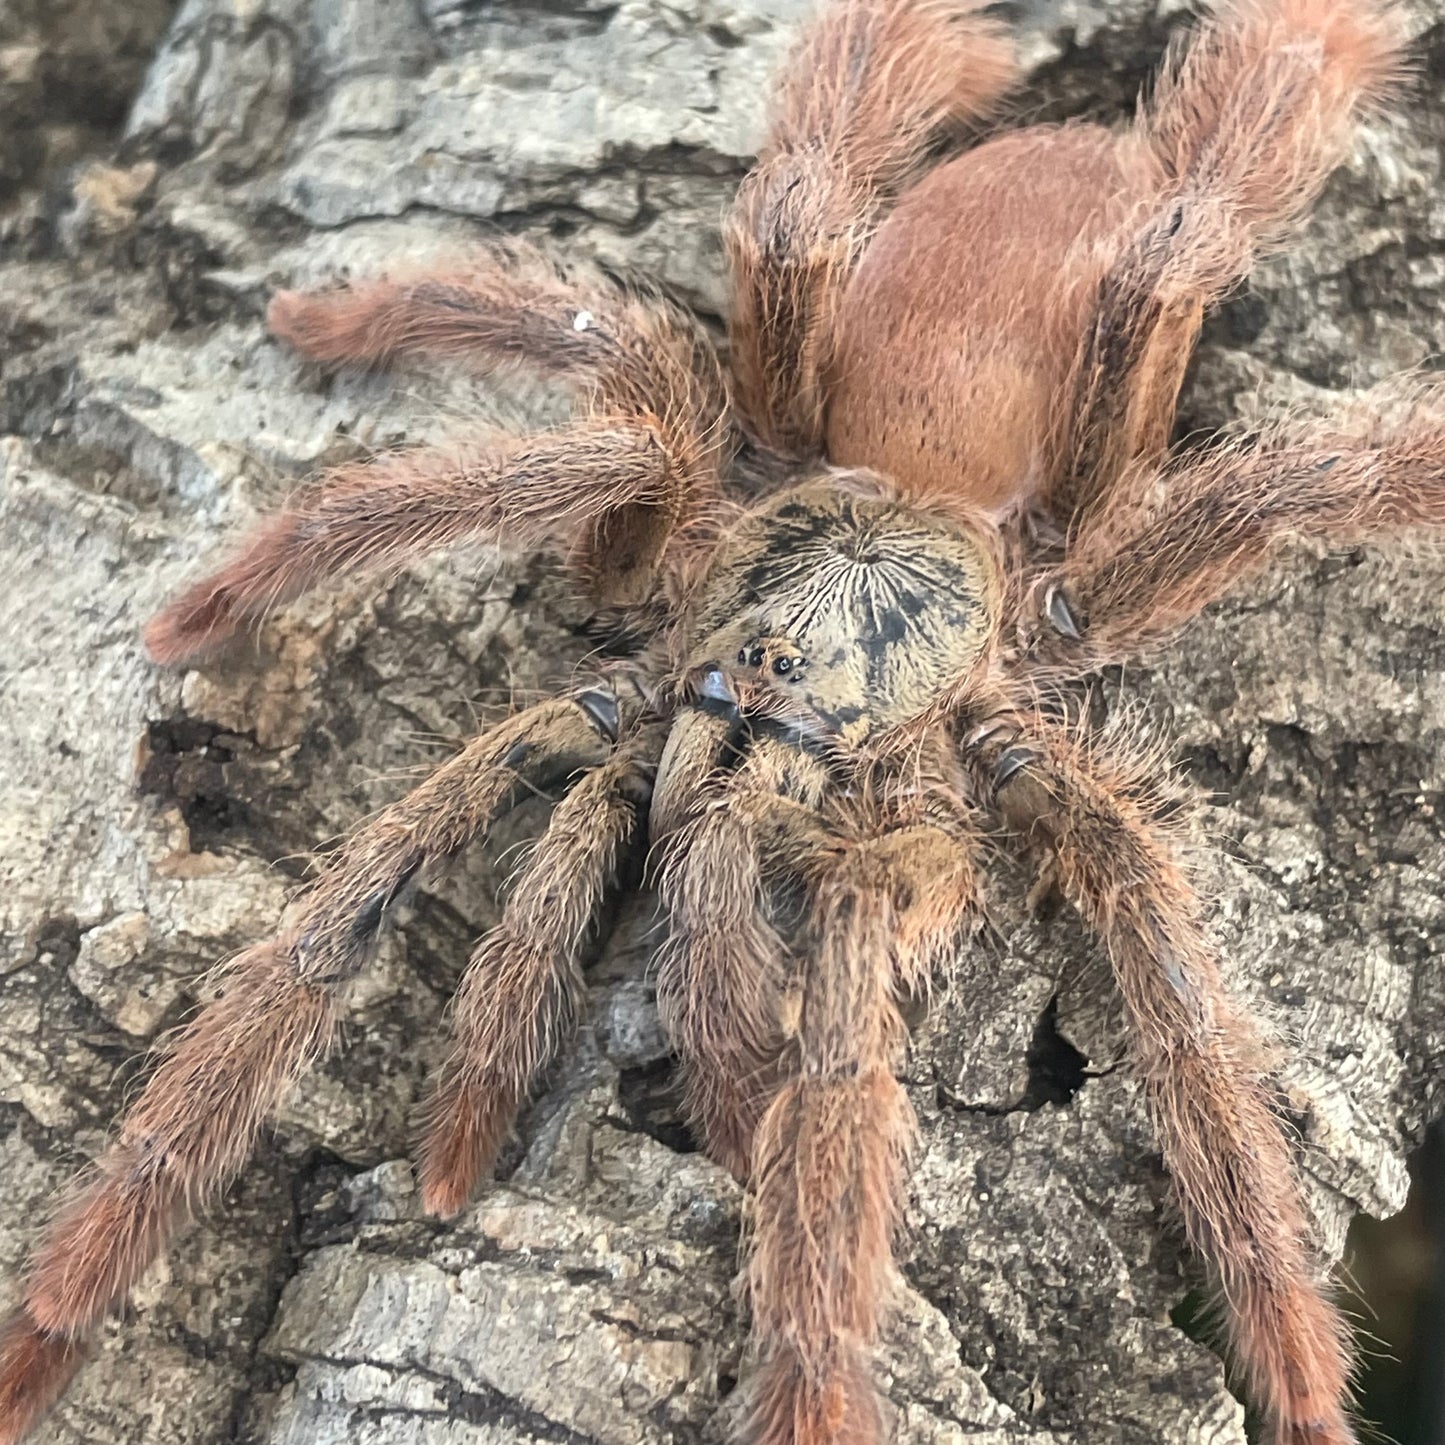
[0,694,620,1445]
[266,255,634,378]
[659,694,983,1445]
[1028,375,1445,671]
[151,251,733,667]
[144,421,681,662]
[269,246,733,608]
[267,244,728,440]
[418,734,662,1218]
[267,250,732,512]
[724,0,1017,455]
[655,729,836,1179]
[745,816,979,1445]
[824,0,1402,522]
[1054,0,1408,520]
[981,717,1355,1445]
[0,1320,83,1445]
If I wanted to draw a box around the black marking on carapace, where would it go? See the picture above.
[693,484,999,740]
[773,500,814,523]
[879,609,908,644]
[736,501,864,602]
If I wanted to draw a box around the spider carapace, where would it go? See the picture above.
[4,0,1443,1443]
[685,482,1000,740]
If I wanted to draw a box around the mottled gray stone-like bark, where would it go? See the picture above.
[0,1,1442,1442]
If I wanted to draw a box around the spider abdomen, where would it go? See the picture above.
[827,125,1161,516]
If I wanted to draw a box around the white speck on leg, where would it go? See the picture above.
[573,310,594,332]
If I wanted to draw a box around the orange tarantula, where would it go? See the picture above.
[2,0,1441,1440]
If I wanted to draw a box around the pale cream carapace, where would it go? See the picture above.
[4,1,1444,1443]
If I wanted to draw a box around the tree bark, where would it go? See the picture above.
[1,1,1443,1442]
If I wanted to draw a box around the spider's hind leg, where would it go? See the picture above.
[152,246,733,663]
[1053,0,1406,523]
[0,691,623,1445]
[266,248,604,376]
[977,716,1357,1445]
[724,0,1017,455]
[266,242,730,452]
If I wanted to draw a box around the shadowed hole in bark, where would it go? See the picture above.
[138,715,259,850]
[294,1151,375,1252]
[22,914,147,1097]
[1167,1286,1247,1427]
[1346,1118,1445,1445]
[1020,997,1089,1110]
[1170,1286,1223,1353]
[31,912,82,972]
[616,1058,700,1154]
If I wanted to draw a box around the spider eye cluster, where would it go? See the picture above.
[735,643,810,678]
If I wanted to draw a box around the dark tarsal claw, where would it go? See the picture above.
[992,745,1041,796]
[696,667,741,722]
[575,687,620,742]
[1045,585,1083,641]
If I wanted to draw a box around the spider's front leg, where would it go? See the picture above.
[745,815,979,1445]
[0,690,629,1445]
[975,717,1355,1445]
[660,719,980,1444]
[654,727,833,1179]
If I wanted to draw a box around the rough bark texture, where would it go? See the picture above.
[1,1,1443,1442]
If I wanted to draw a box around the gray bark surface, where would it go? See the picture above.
[0,1,1443,1442]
